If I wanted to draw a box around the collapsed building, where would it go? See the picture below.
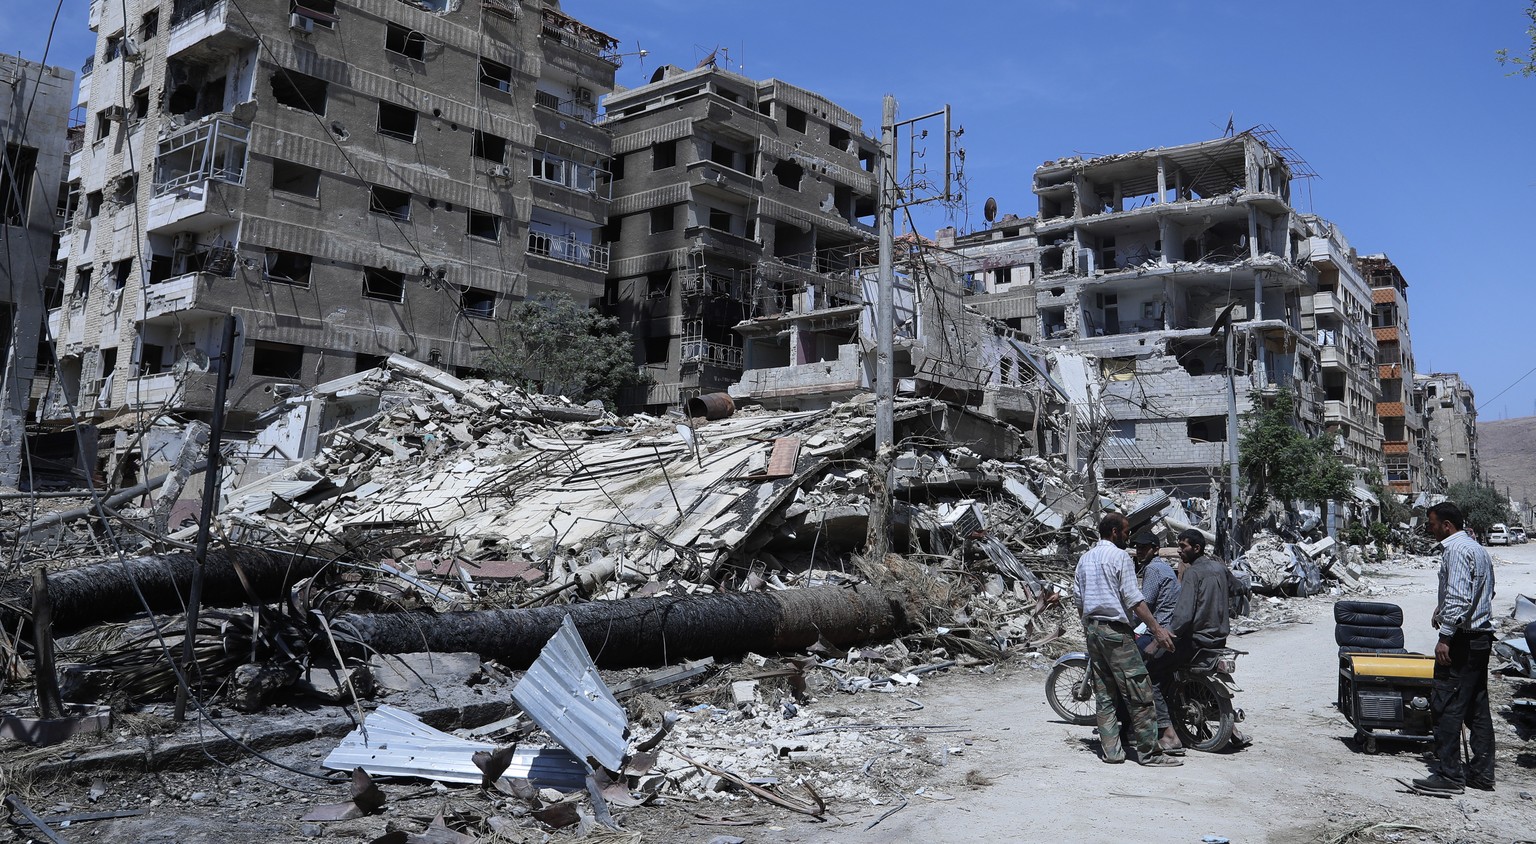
[41,0,621,482]
[598,63,880,414]
[1,56,75,488]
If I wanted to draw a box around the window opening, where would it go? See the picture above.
[385,23,425,59]
[270,71,328,114]
[363,267,406,301]
[479,58,513,92]
[252,341,305,379]
[467,209,500,240]
[264,249,313,287]
[271,158,320,197]
[653,140,677,169]
[377,101,418,142]
[460,286,495,318]
[369,185,411,221]
[472,130,507,163]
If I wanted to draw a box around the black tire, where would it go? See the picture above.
[1169,676,1235,752]
[1333,601,1404,628]
[1045,657,1096,726]
[1334,624,1404,650]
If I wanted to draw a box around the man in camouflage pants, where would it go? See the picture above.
[1075,513,1182,766]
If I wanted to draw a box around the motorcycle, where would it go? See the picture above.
[1045,647,1246,752]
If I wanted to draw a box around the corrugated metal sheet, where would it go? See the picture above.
[322,705,585,791]
[513,615,629,772]
[762,437,801,479]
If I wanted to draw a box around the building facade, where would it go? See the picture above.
[599,64,879,413]
[1,56,75,488]
[1418,371,1479,488]
[1298,215,1381,469]
[46,0,620,458]
[1360,254,1434,494]
[948,132,1324,495]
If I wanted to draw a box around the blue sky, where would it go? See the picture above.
[9,1,1535,428]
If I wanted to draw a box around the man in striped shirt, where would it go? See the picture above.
[1075,512,1181,766]
[1413,501,1497,794]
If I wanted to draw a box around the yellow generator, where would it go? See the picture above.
[1334,600,1435,754]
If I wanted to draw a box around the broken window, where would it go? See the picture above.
[649,205,674,234]
[252,341,305,379]
[478,58,513,92]
[112,257,134,289]
[1187,416,1227,443]
[355,352,387,373]
[707,207,734,233]
[610,152,625,181]
[709,142,738,170]
[1109,420,1136,441]
[139,342,166,375]
[362,267,406,302]
[131,88,151,121]
[385,23,426,60]
[772,158,802,190]
[603,278,620,305]
[644,334,670,364]
[86,190,103,218]
[783,105,806,133]
[112,174,136,204]
[467,209,500,241]
[652,140,677,170]
[264,249,312,287]
[377,101,418,142]
[1040,248,1064,274]
[460,286,495,318]
[290,0,337,27]
[472,130,507,163]
[368,185,411,222]
[645,270,671,299]
[104,34,124,63]
[270,71,328,115]
[271,158,321,197]
[148,253,175,284]
[74,265,93,296]
[95,110,113,142]
[1,144,38,226]
[140,9,159,38]
[829,125,852,151]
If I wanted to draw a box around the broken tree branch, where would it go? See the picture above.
[11,460,208,539]
[31,568,63,719]
[334,584,906,669]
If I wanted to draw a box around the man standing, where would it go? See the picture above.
[1132,531,1181,753]
[1414,501,1496,794]
[1075,513,1181,767]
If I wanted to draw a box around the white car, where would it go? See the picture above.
[1488,524,1510,546]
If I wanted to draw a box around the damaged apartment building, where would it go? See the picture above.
[43,0,621,477]
[945,131,1334,495]
[1361,254,1441,495]
[2,56,75,488]
[1298,215,1382,470]
[1417,371,1479,488]
[598,64,880,413]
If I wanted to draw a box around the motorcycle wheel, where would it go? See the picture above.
[1169,676,1235,752]
[1045,656,1097,726]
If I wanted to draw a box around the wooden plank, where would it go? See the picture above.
[761,438,801,479]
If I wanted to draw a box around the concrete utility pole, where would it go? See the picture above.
[875,94,897,451]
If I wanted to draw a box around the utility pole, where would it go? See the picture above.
[1211,303,1241,558]
[175,315,236,721]
[875,94,897,451]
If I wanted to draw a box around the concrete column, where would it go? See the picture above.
[1156,157,1167,203]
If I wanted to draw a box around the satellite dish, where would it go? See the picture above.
[650,66,668,84]
[983,197,998,223]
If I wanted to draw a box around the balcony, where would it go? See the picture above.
[680,340,743,371]
[526,230,609,271]
[530,149,610,199]
[1319,344,1343,370]
[1313,289,1339,318]
[539,7,622,66]
[142,272,225,322]
[1384,440,1409,456]
[148,118,249,232]
[688,159,761,201]
[168,0,257,58]
[533,90,598,125]
[124,370,219,410]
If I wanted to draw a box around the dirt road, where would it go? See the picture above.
[788,543,1536,844]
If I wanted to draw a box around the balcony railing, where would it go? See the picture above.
[680,340,743,370]
[527,231,609,271]
[153,117,250,195]
[533,90,598,124]
[680,269,746,301]
[540,8,621,66]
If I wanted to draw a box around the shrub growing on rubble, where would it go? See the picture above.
[482,294,649,408]
[1238,388,1352,516]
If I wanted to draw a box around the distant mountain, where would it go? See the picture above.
[1478,415,1536,509]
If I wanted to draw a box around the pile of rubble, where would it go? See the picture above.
[0,356,1386,839]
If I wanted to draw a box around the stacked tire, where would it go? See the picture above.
[1334,600,1406,653]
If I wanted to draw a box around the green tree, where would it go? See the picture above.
[1496,1,1536,76]
[1445,482,1514,538]
[481,294,648,409]
[1238,389,1353,515]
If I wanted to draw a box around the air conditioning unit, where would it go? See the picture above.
[489,164,513,179]
[172,232,196,252]
[575,87,594,104]
[290,13,314,32]
[102,105,126,122]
